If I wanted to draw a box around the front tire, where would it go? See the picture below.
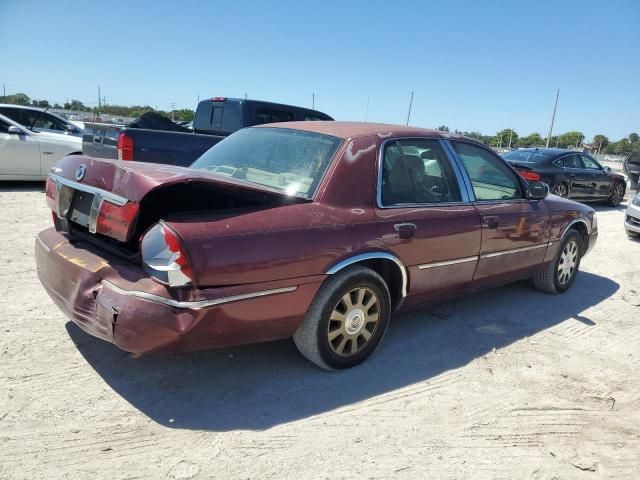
[533,230,582,294]
[293,265,391,370]
[606,181,625,207]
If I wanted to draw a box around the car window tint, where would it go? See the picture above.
[452,141,522,201]
[581,155,601,170]
[563,155,583,169]
[304,115,326,121]
[254,109,294,125]
[0,119,8,133]
[0,107,21,124]
[381,139,461,205]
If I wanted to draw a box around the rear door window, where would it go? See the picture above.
[380,139,462,205]
[563,155,584,169]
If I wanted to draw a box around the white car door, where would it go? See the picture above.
[34,131,82,176]
[0,119,41,179]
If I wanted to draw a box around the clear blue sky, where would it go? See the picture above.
[1,0,638,140]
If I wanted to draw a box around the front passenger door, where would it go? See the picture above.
[449,141,549,286]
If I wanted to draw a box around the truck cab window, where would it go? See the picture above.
[254,109,294,125]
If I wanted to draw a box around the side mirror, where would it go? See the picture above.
[604,165,611,172]
[7,126,23,135]
[527,181,549,200]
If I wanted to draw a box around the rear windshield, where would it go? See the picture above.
[503,150,552,164]
[190,127,342,199]
[194,101,242,133]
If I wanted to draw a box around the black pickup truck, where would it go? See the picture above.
[82,98,333,166]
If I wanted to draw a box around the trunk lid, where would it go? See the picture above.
[47,155,300,244]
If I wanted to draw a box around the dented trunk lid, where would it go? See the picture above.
[47,155,296,243]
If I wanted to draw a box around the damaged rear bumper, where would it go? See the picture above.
[35,228,323,353]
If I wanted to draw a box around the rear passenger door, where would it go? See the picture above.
[580,154,610,198]
[375,138,482,306]
[560,154,591,197]
[448,141,549,286]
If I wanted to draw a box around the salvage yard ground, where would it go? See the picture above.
[1,182,639,479]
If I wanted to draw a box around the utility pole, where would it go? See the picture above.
[598,138,603,154]
[171,102,176,121]
[406,91,414,126]
[545,89,560,147]
[2,84,5,101]
[197,95,200,103]
[364,96,370,123]
[508,130,513,149]
[97,86,101,116]
[312,93,315,110]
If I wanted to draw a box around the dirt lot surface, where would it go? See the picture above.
[1,183,639,479]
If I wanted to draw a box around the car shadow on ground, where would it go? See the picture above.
[0,181,44,193]
[67,271,618,432]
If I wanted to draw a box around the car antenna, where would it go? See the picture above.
[29,106,50,131]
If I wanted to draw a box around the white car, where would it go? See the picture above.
[625,191,640,237]
[0,114,82,180]
[0,104,84,137]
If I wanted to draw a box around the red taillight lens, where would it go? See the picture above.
[517,169,541,181]
[141,222,193,286]
[117,133,134,161]
[95,201,139,242]
[45,176,57,211]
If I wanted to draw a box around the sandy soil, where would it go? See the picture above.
[0,182,639,479]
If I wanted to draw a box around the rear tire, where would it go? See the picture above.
[293,265,391,370]
[606,181,625,207]
[533,230,582,294]
[551,182,569,198]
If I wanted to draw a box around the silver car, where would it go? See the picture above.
[625,191,640,237]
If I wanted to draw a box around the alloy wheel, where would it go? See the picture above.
[611,183,624,206]
[553,183,568,198]
[327,287,380,356]
[557,240,579,285]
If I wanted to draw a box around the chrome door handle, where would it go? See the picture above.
[394,223,417,239]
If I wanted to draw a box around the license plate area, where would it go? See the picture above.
[68,190,95,228]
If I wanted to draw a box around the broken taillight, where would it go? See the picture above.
[141,222,193,287]
[94,201,139,242]
[45,176,57,212]
[117,132,134,161]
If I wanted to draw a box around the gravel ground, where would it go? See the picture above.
[0,182,639,480]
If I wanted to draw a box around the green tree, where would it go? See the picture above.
[519,133,543,147]
[593,134,609,150]
[556,131,584,148]
[629,132,639,144]
[436,125,449,132]
[4,93,30,105]
[496,128,518,147]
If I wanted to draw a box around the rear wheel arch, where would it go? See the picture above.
[326,252,407,311]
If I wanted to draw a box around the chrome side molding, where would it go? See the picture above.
[101,280,297,310]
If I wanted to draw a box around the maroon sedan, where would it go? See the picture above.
[36,122,598,369]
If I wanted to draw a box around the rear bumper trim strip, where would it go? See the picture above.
[49,173,128,206]
[101,280,297,310]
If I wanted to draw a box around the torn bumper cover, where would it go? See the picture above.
[35,228,321,353]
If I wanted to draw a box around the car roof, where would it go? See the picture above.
[513,147,579,157]
[257,121,471,141]
[0,104,44,111]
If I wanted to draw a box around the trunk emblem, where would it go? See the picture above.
[75,164,87,181]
